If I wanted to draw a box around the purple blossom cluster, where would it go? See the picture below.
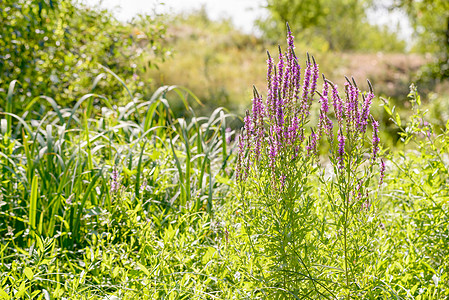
[325,76,383,175]
[237,24,384,187]
[110,167,121,194]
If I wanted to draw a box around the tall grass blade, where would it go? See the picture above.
[29,175,39,235]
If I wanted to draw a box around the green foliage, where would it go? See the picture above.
[1,3,448,298]
[392,0,449,80]
[379,84,449,298]
[0,0,168,110]
[0,69,238,298]
[258,0,405,52]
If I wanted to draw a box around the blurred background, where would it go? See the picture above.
[1,0,448,144]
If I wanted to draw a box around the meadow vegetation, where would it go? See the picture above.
[1,1,449,299]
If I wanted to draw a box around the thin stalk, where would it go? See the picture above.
[343,143,353,300]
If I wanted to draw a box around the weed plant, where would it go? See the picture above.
[235,24,384,299]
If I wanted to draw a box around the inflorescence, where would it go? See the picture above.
[237,23,383,188]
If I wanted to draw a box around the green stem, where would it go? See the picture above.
[344,145,353,300]
[344,217,350,300]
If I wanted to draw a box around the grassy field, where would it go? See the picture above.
[1,4,449,300]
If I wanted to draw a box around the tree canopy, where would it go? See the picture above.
[257,0,405,52]
[391,0,449,78]
[0,0,168,108]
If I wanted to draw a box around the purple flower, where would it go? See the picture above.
[322,76,329,98]
[287,116,299,145]
[372,119,380,161]
[325,116,334,141]
[344,82,360,132]
[286,22,295,62]
[251,90,265,160]
[332,84,343,126]
[363,199,371,211]
[244,110,253,151]
[267,51,273,91]
[279,174,286,190]
[282,61,291,107]
[309,61,319,101]
[320,81,329,114]
[337,129,345,170]
[379,159,385,185]
[301,61,312,112]
[266,51,274,116]
[360,92,374,133]
[292,59,301,107]
[349,84,360,130]
[244,110,253,133]
[318,112,334,139]
[355,180,363,202]
[306,130,318,157]
[111,167,121,193]
[277,48,284,85]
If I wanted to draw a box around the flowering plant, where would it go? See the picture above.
[236,24,384,298]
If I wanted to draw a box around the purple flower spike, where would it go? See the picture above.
[361,92,374,133]
[252,87,265,160]
[266,51,274,115]
[337,129,345,170]
[292,59,301,107]
[309,58,319,101]
[286,22,295,61]
[331,84,343,126]
[379,159,385,185]
[282,60,291,106]
[268,134,278,171]
[350,84,360,129]
[372,119,380,161]
[320,81,329,114]
[302,59,312,107]
[287,116,299,145]
[111,167,121,193]
[306,130,318,157]
[267,51,273,90]
[342,80,359,133]
[277,46,284,88]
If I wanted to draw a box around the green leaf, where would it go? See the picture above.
[24,267,34,281]
[136,262,151,277]
[215,174,232,186]
[0,287,10,300]
[395,112,401,127]
[29,176,39,231]
[15,281,27,299]
[150,150,161,160]
[112,266,120,278]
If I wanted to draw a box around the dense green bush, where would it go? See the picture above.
[0,0,168,111]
